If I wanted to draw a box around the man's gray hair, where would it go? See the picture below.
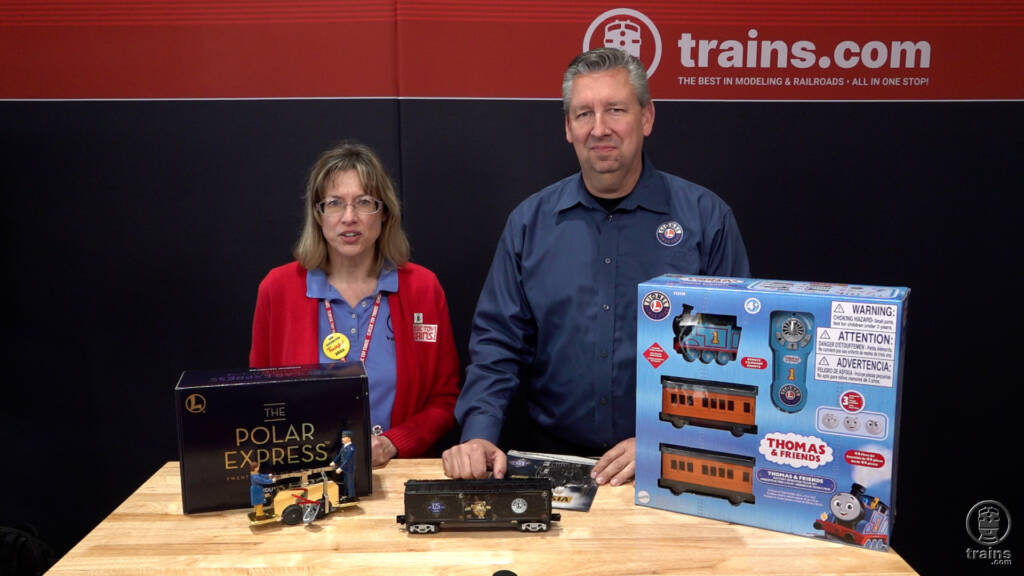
[562,47,651,113]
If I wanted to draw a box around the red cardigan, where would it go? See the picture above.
[249,261,460,457]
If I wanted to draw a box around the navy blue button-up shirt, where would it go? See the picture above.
[456,158,750,451]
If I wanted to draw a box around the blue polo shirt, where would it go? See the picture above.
[456,158,749,451]
[308,267,398,432]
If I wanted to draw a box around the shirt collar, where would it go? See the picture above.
[555,155,670,215]
[306,264,399,300]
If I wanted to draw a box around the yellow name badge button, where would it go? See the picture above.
[322,332,350,361]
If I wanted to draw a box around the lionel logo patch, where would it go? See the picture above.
[656,221,684,246]
[413,324,438,342]
[641,291,672,321]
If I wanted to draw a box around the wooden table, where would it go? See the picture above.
[47,460,917,575]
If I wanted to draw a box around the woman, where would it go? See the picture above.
[250,141,460,467]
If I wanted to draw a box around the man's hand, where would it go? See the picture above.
[591,437,635,486]
[441,439,507,479]
[371,434,398,468]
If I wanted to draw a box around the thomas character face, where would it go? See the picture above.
[830,492,862,522]
[865,419,883,436]
[821,412,839,429]
[843,415,859,432]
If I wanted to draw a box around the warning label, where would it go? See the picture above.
[816,354,894,387]
[830,302,898,332]
[816,328,895,361]
[815,304,898,387]
[643,342,669,369]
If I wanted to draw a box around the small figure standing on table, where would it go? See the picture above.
[333,430,357,502]
[249,463,276,519]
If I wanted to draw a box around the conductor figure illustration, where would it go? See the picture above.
[249,462,276,519]
[333,430,357,502]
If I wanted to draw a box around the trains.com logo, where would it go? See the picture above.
[583,8,663,77]
[583,9,931,74]
[965,500,1013,566]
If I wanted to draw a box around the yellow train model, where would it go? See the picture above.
[248,465,357,526]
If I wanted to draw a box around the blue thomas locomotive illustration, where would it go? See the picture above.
[813,483,890,549]
[672,305,742,365]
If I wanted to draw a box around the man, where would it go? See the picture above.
[332,430,357,502]
[443,48,749,485]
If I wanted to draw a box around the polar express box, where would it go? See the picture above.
[635,275,908,550]
[175,363,371,513]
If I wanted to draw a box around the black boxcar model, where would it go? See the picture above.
[397,478,561,533]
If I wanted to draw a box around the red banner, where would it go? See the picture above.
[0,1,398,98]
[2,1,1022,100]
[397,1,1024,100]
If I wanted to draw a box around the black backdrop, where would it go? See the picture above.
[2,98,1020,575]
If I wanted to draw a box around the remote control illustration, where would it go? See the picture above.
[769,311,814,412]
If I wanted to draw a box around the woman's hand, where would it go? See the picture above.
[371,434,398,467]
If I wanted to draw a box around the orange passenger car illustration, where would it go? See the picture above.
[659,375,758,437]
[658,443,756,506]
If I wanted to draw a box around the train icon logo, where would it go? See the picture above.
[604,19,641,58]
[966,500,1012,547]
[583,8,662,77]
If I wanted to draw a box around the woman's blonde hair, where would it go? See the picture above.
[294,141,410,273]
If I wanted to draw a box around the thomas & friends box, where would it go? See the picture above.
[635,275,908,550]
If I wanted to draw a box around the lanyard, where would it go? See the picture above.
[323,292,383,363]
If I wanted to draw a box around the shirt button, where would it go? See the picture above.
[600,351,608,358]
[599,396,608,405]
[604,257,612,264]
[350,328,357,334]
[602,304,610,311]
[350,313,357,319]
[361,301,368,308]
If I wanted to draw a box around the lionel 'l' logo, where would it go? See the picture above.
[185,393,207,414]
